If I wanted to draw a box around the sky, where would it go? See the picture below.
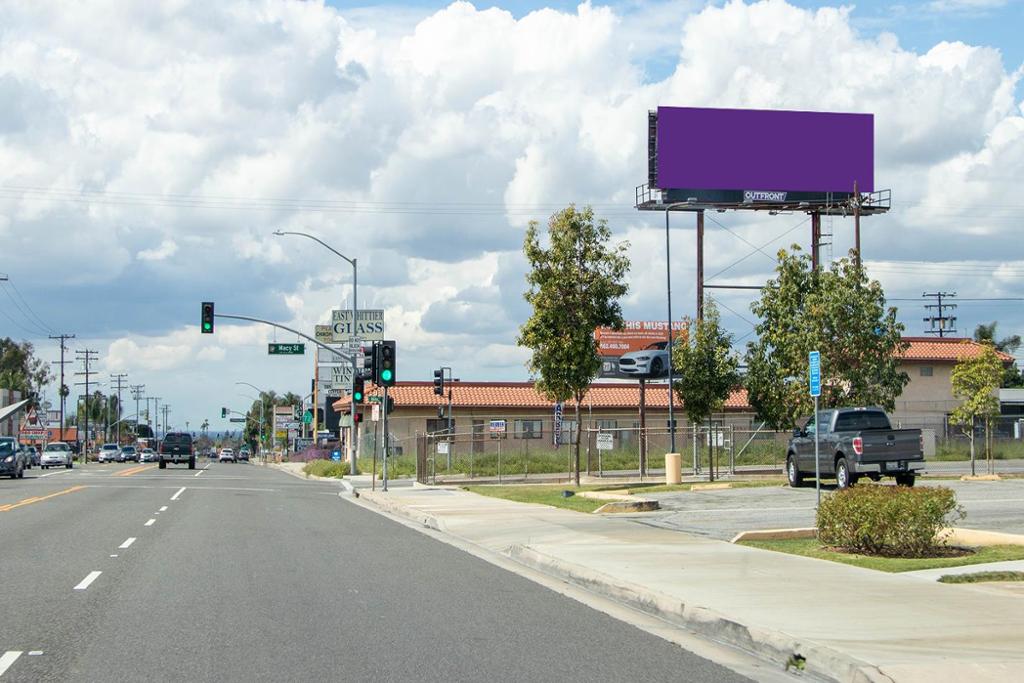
[1,0,1022,432]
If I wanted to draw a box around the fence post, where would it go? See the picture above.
[730,424,736,475]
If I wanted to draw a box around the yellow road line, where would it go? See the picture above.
[116,464,156,477]
[0,485,86,512]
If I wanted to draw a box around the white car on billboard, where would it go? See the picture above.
[617,341,672,378]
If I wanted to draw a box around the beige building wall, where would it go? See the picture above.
[892,361,957,428]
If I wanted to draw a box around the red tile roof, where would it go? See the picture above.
[900,337,1014,363]
[336,382,750,411]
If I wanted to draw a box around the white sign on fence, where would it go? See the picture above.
[489,419,506,433]
[330,309,385,341]
[596,433,614,451]
[436,441,450,455]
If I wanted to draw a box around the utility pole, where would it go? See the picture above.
[74,349,99,462]
[50,333,75,440]
[161,404,170,435]
[130,384,145,443]
[923,292,957,337]
[110,372,128,444]
[149,397,162,442]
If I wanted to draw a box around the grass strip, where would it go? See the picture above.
[938,571,1024,583]
[464,485,608,513]
[738,538,1024,573]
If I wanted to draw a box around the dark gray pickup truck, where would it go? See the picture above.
[786,408,923,488]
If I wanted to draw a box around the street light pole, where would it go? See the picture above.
[273,230,359,476]
[237,382,267,460]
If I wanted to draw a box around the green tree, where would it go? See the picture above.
[744,247,909,429]
[672,301,740,481]
[949,343,1004,476]
[0,337,53,406]
[973,322,1022,387]
[517,205,630,486]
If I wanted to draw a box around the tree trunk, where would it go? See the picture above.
[969,418,976,477]
[574,396,582,487]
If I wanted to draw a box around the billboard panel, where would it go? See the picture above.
[595,321,686,379]
[655,106,873,194]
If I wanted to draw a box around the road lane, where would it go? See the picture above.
[2,463,751,682]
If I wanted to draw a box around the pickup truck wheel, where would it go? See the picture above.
[836,458,855,489]
[895,473,916,487]
[786,456,804,487]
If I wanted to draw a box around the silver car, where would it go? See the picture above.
[41,442,74,469]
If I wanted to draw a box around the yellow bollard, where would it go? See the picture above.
[665,452,681,485]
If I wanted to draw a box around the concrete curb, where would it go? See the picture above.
[505,544,888,683]
[731,527,1024,547]
[593,500,661,514]
[357,490,447,533]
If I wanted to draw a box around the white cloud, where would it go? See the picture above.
[136,239,178,261]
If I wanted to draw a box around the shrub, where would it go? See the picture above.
[303,459,354,478]
[816,484,964,557]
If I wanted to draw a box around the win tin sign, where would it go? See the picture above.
[808,351,821,397]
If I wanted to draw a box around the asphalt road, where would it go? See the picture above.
[639,479,1024,540]
[0,460,753,682]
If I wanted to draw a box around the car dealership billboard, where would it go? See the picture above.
[595,321,686,380]
[655,106,873,194]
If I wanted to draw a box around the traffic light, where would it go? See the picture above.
[201,301,215,333]
[376,340,396,386]
[221,407,228,418]
[360,344,374,380]
[386,396,395,415]
[433,369,444,396]
[352,411,363,424]
[352,377,365,403]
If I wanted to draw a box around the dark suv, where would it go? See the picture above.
[158,432,195,469]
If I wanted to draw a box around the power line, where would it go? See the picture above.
[923,292,957,338]
[4,280,54,334]
[0,281,50,336]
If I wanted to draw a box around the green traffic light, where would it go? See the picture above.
[381,369,393,381]
[354,392,363,401]
[203,323,211,331]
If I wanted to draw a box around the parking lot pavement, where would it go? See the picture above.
[633,479,1024,540]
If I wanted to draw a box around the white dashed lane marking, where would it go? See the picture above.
[170,487,186,501]
[144,519,155,526]
[159,506,167,511]
[0,651,23,677]
[118,538,136,549]
[74,571,102,591]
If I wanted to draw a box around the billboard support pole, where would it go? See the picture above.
[811,213,820,270]
[664,204,680,453]
[696,210,704,321]
[853,180,861,268]
[638,378,646,479]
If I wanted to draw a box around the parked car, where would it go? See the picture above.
[617,341,672,378]
[1,437,26,479]
[120,445,139,463]
[158,432,195,469]
[786,407,924,489]
[98,443,120,463]
[41,442,74,469]
[140,448,157,463]
[218,448,235,463]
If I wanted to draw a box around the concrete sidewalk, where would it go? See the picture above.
[358,486,1024,682]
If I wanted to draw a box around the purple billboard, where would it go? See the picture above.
[655,106,873,194]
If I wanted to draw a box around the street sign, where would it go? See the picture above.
[19,428,47,441]
[302,410,312,424]
[281,421,301,430]
[268,343,305,355]
[330,309,385,342]
[808,351,821,397]
[229,417,246,423]
[596,433,613,451]
[330,450,342,462]
[371,404,380,422]
[489,419,506,434]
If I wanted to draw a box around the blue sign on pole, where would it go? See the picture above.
[808,351,821,397]
[331,450,342,462]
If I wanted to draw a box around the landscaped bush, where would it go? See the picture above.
[303,459,353,478]
[816,484,964,557]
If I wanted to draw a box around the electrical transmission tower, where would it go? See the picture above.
[923,292,957,337]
